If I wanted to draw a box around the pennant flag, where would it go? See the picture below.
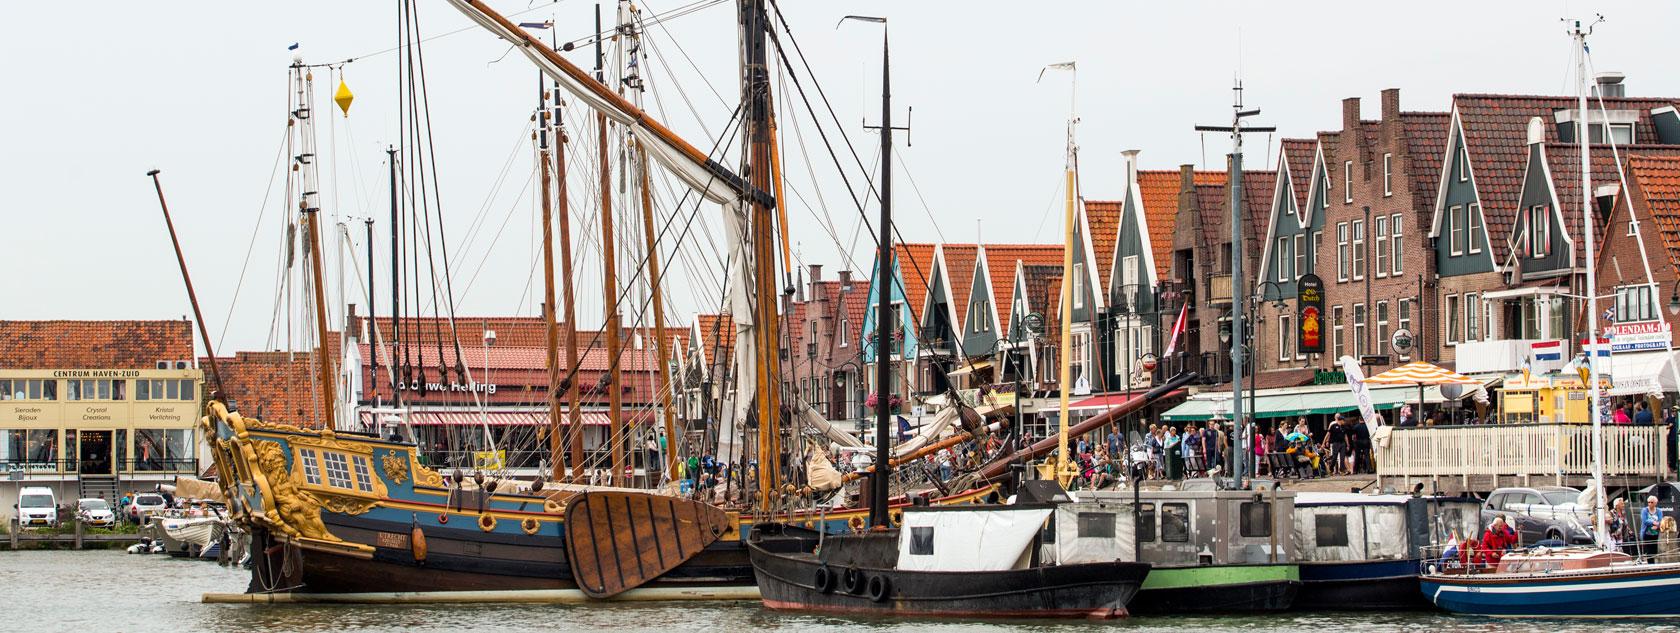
[1163,302,1190,356]
[1603,308,1616,324]
[287,42,300,50]
[518,20,553,29]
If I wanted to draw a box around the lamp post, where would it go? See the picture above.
[1247,281,1288,482]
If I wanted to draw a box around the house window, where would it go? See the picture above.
[840,319,850,347]
[1466,293,1482,342]
[1398,299,1412,341]
[1336,222,1350,282]
[1374,216,1390,278]
[1377,300,1390,351]
[1294,234,1307,278]
[1448,205,1464,256]
[1311,230,1322,271]
[1458,145,1469,182]
[1240,501,1272,538]
[1332,306,1346,359]
[1323,171,1331,208]
[1530,205,1551,258]
[1446,294,1461,345]
[1467,204,1483,254]
[1275,237,1290,282]
[1630,219,1640,236]
[66,379,125,401]
[1382,153,1393,196]
[1390,213,1404,275]
[1072,331,1093,387]
[1353,303,1367,357]
[1073,262,1085,309]
[1351,220,1366,280]
[0,379,57,402]
[1617,285,1657,322]
[1589,122,1635,145]
[1278,313,1294,362]
[1343,160,1353,203]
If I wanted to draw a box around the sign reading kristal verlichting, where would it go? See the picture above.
[1298,273,1325,354]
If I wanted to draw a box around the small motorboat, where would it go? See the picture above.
[748,495,1151,619]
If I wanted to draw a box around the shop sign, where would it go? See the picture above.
[1604,320,1672,353]
[1298,274,1325,354]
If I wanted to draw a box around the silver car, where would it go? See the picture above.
[1481,486,1594,545]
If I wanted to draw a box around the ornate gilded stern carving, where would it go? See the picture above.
[381,452,410,485]
[251,440,338,541]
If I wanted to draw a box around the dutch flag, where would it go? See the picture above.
[1531,340,1562,361]
[1582,336,1612,357]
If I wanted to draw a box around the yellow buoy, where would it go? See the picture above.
[334,78,354,117]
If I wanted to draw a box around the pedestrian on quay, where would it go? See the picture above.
[1350,414,1373,474]
[1644,495,1666,560]
[1324,416,1349,476]
[1636,401,1655,426]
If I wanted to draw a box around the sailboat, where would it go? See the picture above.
[1417,20,1680,617]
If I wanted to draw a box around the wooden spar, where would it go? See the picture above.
[599,110,627,487]
[741,0,783,508]
[452,0,761,204]
[556,117,585,483]
[636,140,680,478]
[295,63,338,429]
[539,107,564,483]
[146,170,225,397]
[768,99,791,277]
[1053,145,1076,486]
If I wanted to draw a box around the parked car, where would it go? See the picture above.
[15,486,58,529]
[1481,486,1593,545]
[76,498,116,528]
[126,493,167,523]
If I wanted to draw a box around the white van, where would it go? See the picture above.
[16,486,58,528]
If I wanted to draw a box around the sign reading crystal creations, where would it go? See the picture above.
[1298,274,1325,354]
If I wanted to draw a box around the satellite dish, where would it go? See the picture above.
[1440,383,1465,399]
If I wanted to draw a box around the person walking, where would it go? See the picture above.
[1643,495,1666,561]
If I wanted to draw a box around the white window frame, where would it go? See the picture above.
[1458,145,1469,182]
[1293,233,1307,279]
[1351,219,1366,280]
[1465,293,1481,342]
[1336,222,1350,282]
[1343,160,1354,203]
[1530,205,1550,258]
[1382,153,1393,197]
[1323,172,1331,209]
[1311,230,1322,273]
[1446,294,1460,345]
[1467,203,1483,255]
[1397,299,1412,356]
[1448,204,1464,256]
[1276,237,1290,282]
[1353,303,1367,358]
[1332,306,1346,359]
[1073,262,1085,309]
[1390,213,1404,275]
[1376,300,1390,353]
[1374,215,1390,279]
[840,319,850,347]
[1278,313,1293,362]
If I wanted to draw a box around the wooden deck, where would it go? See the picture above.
[1376,423,1672,495]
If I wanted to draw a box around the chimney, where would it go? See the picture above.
[838,269,853,291]
[346,304,361,339]
[1594,72,1626,98]
[808,264,823,302]
[1342,97,1361,135]
[1381,88,1400,123]
[1527,116,1547,146]
[1179,163,1194,193]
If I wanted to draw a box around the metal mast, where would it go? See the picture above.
[292,58,339,429]
[1195,79,1273,487]
[1573,17,1609,548]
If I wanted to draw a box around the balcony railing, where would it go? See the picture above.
[1454,339,1554,374]
[1376,423,1668,487]
[1206,274,1233,304]
[0,458,200,477]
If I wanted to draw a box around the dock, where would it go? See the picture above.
[4,519,139,550]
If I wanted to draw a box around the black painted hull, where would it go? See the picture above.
[1293,560,1427,611]
[747,539,1150,618]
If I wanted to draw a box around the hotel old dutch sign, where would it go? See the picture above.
[1298,273,1325,354]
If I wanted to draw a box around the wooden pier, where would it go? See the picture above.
[4,518,141,550]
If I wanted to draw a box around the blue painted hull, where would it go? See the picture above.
[1420,565,1680,617]
[1295,559,1426,610]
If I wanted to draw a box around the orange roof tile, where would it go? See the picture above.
[936,244,980,329]
[981,244,1062,333]
[694,313,736,367]
[1085,201,1120,290]
[890,243,938,324]
[0,320,194,369]
[1136,170,1227,274]
[1628,154,1680,270]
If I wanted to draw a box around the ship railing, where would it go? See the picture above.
[1416,537,1680,575]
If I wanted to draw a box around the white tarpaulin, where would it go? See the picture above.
[897,507,1053,572]
[799,401,865,450]
[1608,349,1680,396]
[892,407,960,459]
[1050,502,1135,565]
[1290,499,1408,562]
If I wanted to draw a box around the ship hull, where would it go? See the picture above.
[1128,564,1299,613]
[1420,565,1680,617]
[1294,559,1426,610]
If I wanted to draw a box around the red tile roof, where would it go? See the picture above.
[1540,143,1680,262]
[693,313,736,368]
[1400,112,1451,222]
[0,320,194,369]
[1279,139,1317,213]
[1085,200,1120,290]
[1136,170,1227,271]
[890,243,938,324]
[980,244,1063,334]
[1453,93,1678,261]
[1627,154,1680,269]
[206,350,324,427]
[936,244,980,330]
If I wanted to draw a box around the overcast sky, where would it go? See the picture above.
[3,0,1675,357]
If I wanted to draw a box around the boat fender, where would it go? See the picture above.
[411,516,429,564]
[814,564,835,594]
[867,575,890,603]
[843,567,866,594]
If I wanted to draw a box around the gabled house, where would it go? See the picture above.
[1102,152,1227,390]
[1429,86,1680,371]
[914,244,978,397]
[1253,138,1328,383]
[860,243,935,405]
[1007,263,1064,385]
[784,265,869,423]
[1167,159,1272,386]
[963,244,1062,386]
[1594,153,1680,394]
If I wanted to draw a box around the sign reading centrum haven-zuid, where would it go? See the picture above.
[0,367,201,428]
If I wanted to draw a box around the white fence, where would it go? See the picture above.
[1377,423,1669,483]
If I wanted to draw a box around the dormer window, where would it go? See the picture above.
[1589,122,1635,145]
[1529,205,1551,258]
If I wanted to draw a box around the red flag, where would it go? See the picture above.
[1164,302,1189,356]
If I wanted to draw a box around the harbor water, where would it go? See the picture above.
[2,550,1667,632]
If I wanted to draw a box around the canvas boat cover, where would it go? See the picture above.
[897,507,1053,572]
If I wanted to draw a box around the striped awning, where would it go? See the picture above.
[1362,361,1479,386]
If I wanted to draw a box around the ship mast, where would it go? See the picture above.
[538,73,567,483]
[1573,17,1609,549]
[553,81,586,483]
[293,58,339,428]
[741,0,784,507]
[619,0,681,480]
[594,5,628,487]
[1041,62,1078,486]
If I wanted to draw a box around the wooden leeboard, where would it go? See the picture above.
[563,491,730,598]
